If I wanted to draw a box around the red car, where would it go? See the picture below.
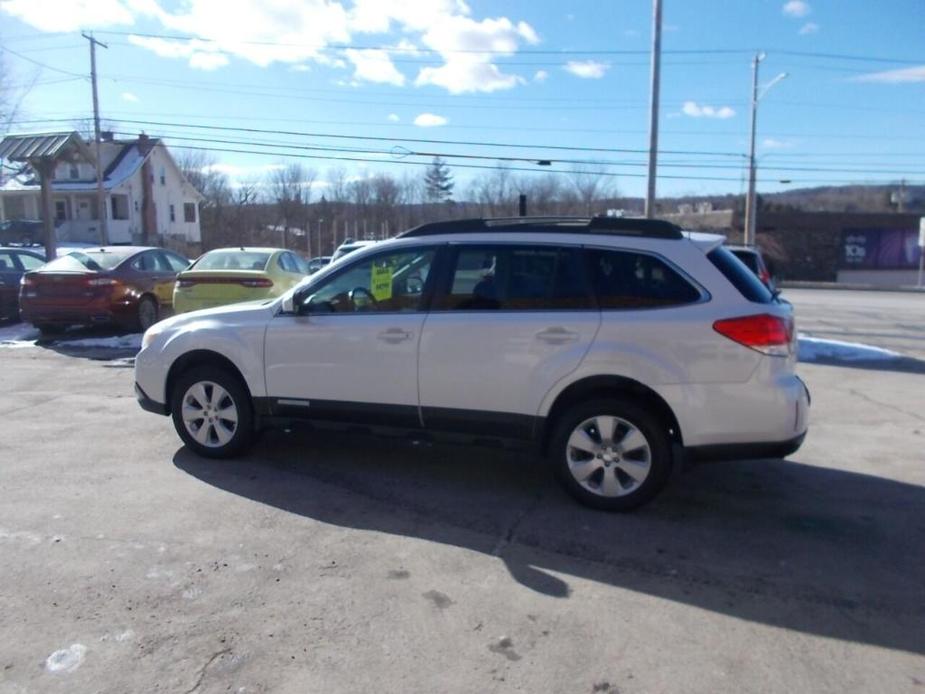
[19,246,190,334]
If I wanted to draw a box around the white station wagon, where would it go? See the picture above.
[135,217,809,510]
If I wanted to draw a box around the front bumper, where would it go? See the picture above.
[135,382,168,416]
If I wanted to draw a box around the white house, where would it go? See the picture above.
[0,132,203,246]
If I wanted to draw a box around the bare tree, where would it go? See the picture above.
[569,163,614,215]
[0,54,38,135]
[268,162,316,248]
[175,149,231,208]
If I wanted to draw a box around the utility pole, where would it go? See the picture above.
[744,52,764,247]
[644,0,663,219]
[83,32,109,245]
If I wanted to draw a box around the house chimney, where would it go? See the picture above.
[101,131,114,142]
[138,132,153,155]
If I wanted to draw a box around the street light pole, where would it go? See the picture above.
[744,52,764,247]
[644,0,663,219]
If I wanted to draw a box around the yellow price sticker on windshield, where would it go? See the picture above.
[371,263,392,301]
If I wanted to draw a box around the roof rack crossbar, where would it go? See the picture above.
[398,216,683,240]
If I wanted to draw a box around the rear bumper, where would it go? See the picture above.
[20,301,136,326]
[135,382,168,416]
[686,431,806,462]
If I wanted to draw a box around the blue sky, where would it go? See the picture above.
[2,0,924,199]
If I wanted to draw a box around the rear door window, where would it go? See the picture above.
[587,249,702,309]
[707,246,774,304]
[16,253,45,271]
[436,245,592,311]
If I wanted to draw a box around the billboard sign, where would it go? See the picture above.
[842,228,923,269]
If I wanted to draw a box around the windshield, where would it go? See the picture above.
[193,251,271,271]
[41,250,132,272]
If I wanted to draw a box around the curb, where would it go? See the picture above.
[780,281,925,294]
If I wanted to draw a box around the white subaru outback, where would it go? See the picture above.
[135,217,809,510]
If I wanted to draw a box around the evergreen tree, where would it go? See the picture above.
[424,156,454,202]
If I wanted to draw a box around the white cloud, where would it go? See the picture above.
[344,48,405,86]
[563,60,610,79]
[413,113,448,127]
[783,1,811,18]
[799,21,819,35]
[3,0,540,94]
[120,91,140,103]
[387,113,400,122]
[290,64,311,72]
[681,101,736,119]
[414,15,539,93]
[1,0,133,31]
[762,138,793,149]
[855,65,925,84]
[533,69,548,82]
[189,52,229,70]
[127,35,229,71]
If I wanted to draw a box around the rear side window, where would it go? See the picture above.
[708,246,773,304]
[587,249,701,309]
[730,250,759,273]
[436,245,592,311]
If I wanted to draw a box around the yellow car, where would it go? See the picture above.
[173,247,308,314]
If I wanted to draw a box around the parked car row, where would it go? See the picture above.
[4,243,348,334]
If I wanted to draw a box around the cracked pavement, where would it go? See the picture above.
[1,289,924,693]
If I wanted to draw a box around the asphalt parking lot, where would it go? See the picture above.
[1,289,924,693]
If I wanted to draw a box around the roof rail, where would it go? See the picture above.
[398,216,683,240]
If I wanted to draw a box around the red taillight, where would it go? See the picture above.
[713,314,793,356]
[177,278,195,288]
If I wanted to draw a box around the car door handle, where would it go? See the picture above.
[377,328,414,343]
[536,327,580,344]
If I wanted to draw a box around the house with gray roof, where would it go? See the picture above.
[0,132,203,246]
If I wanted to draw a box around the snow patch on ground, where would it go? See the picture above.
[45,644,86,673]
[0,323,141,350]
[798,334,902,363]
[0,322,39,348]
[54,333,142,350]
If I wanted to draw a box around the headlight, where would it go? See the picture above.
[141,326,163,350]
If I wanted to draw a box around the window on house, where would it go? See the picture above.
[54,200,67,222]
[69,164,79,179]
[111,195,130,221]
[159,167,166,186]
[183,203,197,223]
[169,204,176,223]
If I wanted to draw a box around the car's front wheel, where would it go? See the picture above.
[170,366,254,458]
[550,398,672,511]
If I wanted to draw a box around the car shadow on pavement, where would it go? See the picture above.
[173,428,925,655]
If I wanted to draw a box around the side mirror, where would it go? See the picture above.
[281,293,296,314]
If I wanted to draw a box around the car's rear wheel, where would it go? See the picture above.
[35,323,65,337]
[137,296,158,331]
[550,398,672,511]
[170,366,254,458]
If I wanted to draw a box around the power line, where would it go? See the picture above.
[0,45,88,79]
[122,128,925,177]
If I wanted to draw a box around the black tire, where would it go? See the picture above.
[550,398,673,511]
[35,323,65,337]
[137,295,158,331]
[170,366,254,458]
